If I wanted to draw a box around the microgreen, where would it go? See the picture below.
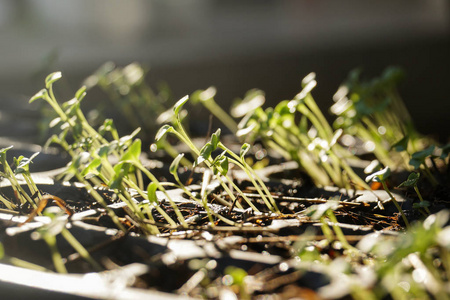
[331,67,426,171]
[366,167,410,229]
[191,87,238,133]
[0,147,40,209]
[160,95,279,214]
[31,72,191,233]
[398,172,431,215]
[409,145,439,186]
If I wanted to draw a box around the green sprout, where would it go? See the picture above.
[409,145,439,187]
[0,147,39,210]
[331,67,425,170]
[31,72,189,233]
[156,95,279,214]
[235,74,370,190]
[191,87,238,134]
[398,172,431,215]
[366,167,410,229]
[307,201,357,252]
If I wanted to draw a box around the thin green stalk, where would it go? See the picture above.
[413,186,431,214]
[2,256,50,272]
[220,144,278,212]
[381,181,410,229]
[60,228,103,271]
[320,216,334,242]
[304,94,334,139]
[137,166,188,227]
[171,125,254,211]
[327,210,357,251]
[202,99,238,134]
[122,178,178,227]
[0,194,15,209]
[75,174,126,232]
[43,234,67,274]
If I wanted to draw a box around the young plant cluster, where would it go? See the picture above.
[0,66,448,300]
[28,72,281,238]
[331,67,427,171]
[192,74,371,190]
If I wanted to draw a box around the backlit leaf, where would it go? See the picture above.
[173,95,189,117]
[398,172,420,188]
[45,72,62,89]
[120,139,141,164]
[147,182,158,204]
[170,154,184,176]
[365,166,391,183]
[155,125,173,142]
[29,89,48,103]
[240,143,250,159]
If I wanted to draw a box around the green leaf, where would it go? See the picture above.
[409,145,435,169]
[97,142,118,158]
[29,89,48,103]
[366,166,391,183]
[398,172,420,188]
[413,201,430,209]
[109,172,125,191]
[170,154,184,176]
[109,162,132,190]
[411,145,435,160]
[173,95,189,117]
[409,158,422,170]
[73,152,91,169]
[195,143,213,166]
[45,72,62,89]
[14,152,39,174]
[49,117,62,128]
[224,266,247,286]
[120,139,142,164]
[80,157,102,177]
[75,85,87,101]
[119,128,141,148]
[211,128,221,150]
[219,156,229,176]
[147,182,158,204]
[0,146,13,160]
[391,135,409,152]
[364,160,381,174]
[230,89,265,118]
[273,100,291,116]
[155,125,173,142]
[240,143,250,159]
[236,122,257,137]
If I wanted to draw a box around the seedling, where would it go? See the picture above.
[31,72,189,233]
[156,95,279,214]
[409,145,439,186]
[332,67,424,170]
[84,62,174,136]
[31,208,102,273]
[191,87,238,134]
[306,201,357,252]
[234,74,371,190]
[398,172,431,215]
[366,167,410,229]
[0,147,39,210]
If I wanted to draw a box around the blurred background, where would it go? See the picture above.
[0,0,449,143]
